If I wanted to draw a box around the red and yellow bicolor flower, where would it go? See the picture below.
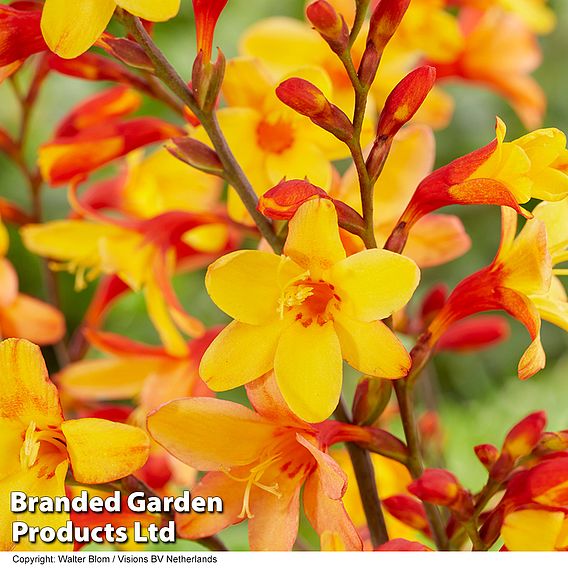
[148,373,362,551]
[57,328,218,419]
[334,124,471,266]
[40,0,180,59]
[0,338,150,551]
[498,455,568,551]
[427,198,568,380]
[200,197,419,422]
[21,189,222,357]
[0,219,65,345]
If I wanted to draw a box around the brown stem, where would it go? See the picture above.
[335,398,389,548]
[121,13,283,253]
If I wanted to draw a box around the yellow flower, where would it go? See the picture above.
[0,339,149,551]
[41,0,180,59]
[200,198,420,422]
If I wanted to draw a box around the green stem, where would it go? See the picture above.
[121,14,283,253]
[393,379,449,550]
[335,398,389,548]
[350,0,372,47]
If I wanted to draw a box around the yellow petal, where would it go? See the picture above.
[331,249,420,322]
[147,398,276,470]
[334,312,411,378]
[0,338,62,428]
[0,221,9,257]
[62,418,150,484]
[531,277,568,332]
[284,198,346,279]
[41,0,115,59]
[532,199,568,262]
[0,462,70,551]
[274,320,342,423]
[199,319,284,391]
[0,418,26,480]
[502,509,564,551]
[206,251,303,325]
[58,357,162,401]
[115,0,180,21]
[223,57,273,109]
[0,294,65,346]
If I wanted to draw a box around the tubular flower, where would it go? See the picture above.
[431,8,545,129]
[192,0,229,61]
[335,125,471,266]
[0,220,65,345]
[0,339,150,551]
[392,118,568,246]
[200,198,420,422]
[21,192,223,357]
[39,87,183,187]
[40,0,180,59]
[193,57,355,225]
[498,456,568,551]
[57,328,218,418]
[426,201,568,380]
[148,373,362,551]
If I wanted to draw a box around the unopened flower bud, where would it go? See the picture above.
[352,377,392,426]
[474,443,499,471]
[368,0,411,54]
[168,137,223,175]
[192,49,226,112]
[536,430,568,454]
[306,0,349,55]
[409,469,466,509]
[502,411,547,461]
[97,35,154,72]
[377,66,436,139]
[358,43,381,89]
[276,78,354,142]
[382,495,431,536]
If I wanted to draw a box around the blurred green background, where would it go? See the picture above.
[1,0,567,548]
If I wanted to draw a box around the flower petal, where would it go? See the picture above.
[147,398,276,470]
[62,418,150,484]
[41,0,115,59]
[0,294,65,346]
[0,259,18,307]
[0,338,62,427]
[502,509,563,551]
[334,312,411,378]
[199,319,284,391]
[284,198,345,279]
[331,249,420,322]
[115,0,180,21]
[206,251,303,325]
[274,320,342,423]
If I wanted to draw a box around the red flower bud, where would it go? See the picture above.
[376,539,431,551]
[352,377,392,426]
[0,3,46,67]
[368,0,411,54]
[97,34,154,72]
[192,0,229,62]
[502,411,547,461]
[382,495,431,536]
[258,179,365,236]
[192,49,226,111]
[437,316,510,353]
[420,284,448,325]
[306,0,349,55]
[377,66,437,139]
[167,137,223,175]
[474,444,499,471]
[409,469,462,507]
[276,78,354,142]
[536,430,568,454]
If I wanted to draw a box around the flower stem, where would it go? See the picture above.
[121,13,283,253]
[335,397,389,548]
[350,0,372,47]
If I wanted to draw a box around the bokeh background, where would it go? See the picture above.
[0,0,567,550]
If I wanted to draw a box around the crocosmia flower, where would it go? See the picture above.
[41,0,180,59]
[200,198,420,422]
[148,373,362,550]
[192,0,229,61]
[0,339,150,551]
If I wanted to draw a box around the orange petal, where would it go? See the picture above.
[62,418,150,484]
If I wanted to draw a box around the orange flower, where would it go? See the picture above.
[192,0,229,61]
[148,373,362,551]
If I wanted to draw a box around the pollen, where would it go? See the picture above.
[20,421,67,471]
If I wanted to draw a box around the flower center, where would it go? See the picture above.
[278,279,341,326]
[257,117,295,154]
[20,421,67,473]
